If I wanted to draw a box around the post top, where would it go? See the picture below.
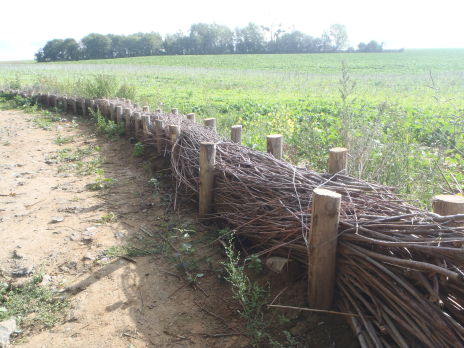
[231,125,242,129]
[204,117,216,121]
[433,195,464,204]
[267,134,283,139]
[313,188,341,199]
[330,147,348,153]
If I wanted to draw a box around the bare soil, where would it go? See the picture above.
[0,109,248,347]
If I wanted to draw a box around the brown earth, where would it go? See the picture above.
[0,109,248,347]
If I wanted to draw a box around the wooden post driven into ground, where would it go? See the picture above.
[169,125,181,147]
[328,147,348,174]
[155,119,164,154]
[186,113,195,122]
[432,195,464,225]
[231,125,242,144]
[204,118,216,132]
[267,134,283,160]
[308,188,341,310]
[171,108,178,115]
[199,142,216,218]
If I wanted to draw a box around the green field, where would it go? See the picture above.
[1,49,463,207]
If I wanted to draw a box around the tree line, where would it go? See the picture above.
[35,23,386,62]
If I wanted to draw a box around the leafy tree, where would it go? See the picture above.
[61,38,80,60]
[81,33,111,59]
[328,24,348,50]
[235,23,265,54]
[358,40,383,52]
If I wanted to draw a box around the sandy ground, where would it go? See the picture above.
[0,109,248,347]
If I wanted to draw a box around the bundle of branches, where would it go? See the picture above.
[170,132,464,347]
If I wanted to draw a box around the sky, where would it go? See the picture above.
[1,0,463,61]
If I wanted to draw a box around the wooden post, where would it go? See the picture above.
[141,115,150,136]
[328,147,348,175]
[204,118,216,132]
[109,102,115,121]
[155,119,164,153]
[267,134,283,160]
[199,142,216,218]
[50,94,57,108]
[308,188,341,310]
[171,108,178,115]
[70,98,77,115]
[156,108,162,113]
[123,109,133,132]
[143,105,150,113]
[432,195,464,219]
[62,97,68,112]
[81,99,87,117]
[231,125,242,144]
[186,113,195,122]
[115,106,123,125]
[169,125,181,147]
[133,111,141,137]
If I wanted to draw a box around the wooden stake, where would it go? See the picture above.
[155,119,164,153]
[123,109,132,133]
[171,108,178,115]
[186,113,196,122]
[432,195,464,218]
[143,105,150,113]
[156,108,162,113]
[308,188,341,310]
[115,106,123,125]
[62,97,68,114]
[141,115,149,136]
[328,147,348,175]
[199,142,216,218]
[231,125,242,144]
[204,118,216,132]
[267,134,283,160]
[70,98,77,115]
[169,125,181,146]
[81,99,87,117]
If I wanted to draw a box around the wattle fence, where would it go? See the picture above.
[2,89,464,347]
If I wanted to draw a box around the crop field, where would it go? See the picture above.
[1,49,464,207]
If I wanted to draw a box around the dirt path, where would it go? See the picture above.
[0,109,248,347]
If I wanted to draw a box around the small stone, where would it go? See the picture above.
[12,250,24,259]
[0,317,16,348]
[11,266,34,278]
[82,253,95,261]
[265,256,290,273]
[50,216,64,224]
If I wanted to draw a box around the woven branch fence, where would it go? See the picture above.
[5,90,464,347]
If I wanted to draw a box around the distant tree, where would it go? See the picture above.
[328,24,348,50]
[81,33,111,59]
[41,39,65,61]
[108,34,127,58]
[61,38,80,60]
[358,40,383,52]
[235,23,265,54]
[274,31,316,53]
[163,32,189,55]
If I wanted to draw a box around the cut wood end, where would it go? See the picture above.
[330,147,348,153]
[313,188,341,199]
[433,195,464,204]
[231,125,242,129]
[267,134,282,139]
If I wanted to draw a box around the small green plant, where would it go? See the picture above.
[85,176,116,191]
[100,212,116,223]
[0,274,68,331]
[222,236,269,346]
[246,254,263,274]
[133,142,144,157]
[54,134,75,145]
[90,109,124,136]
